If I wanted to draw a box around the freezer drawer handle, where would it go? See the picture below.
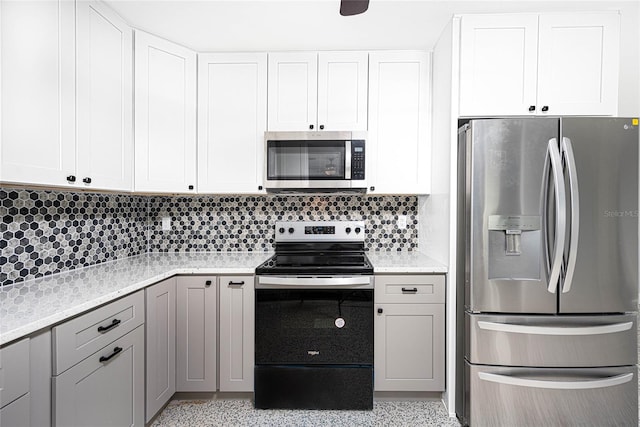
[477,321,633,336]
[478,372,633,390]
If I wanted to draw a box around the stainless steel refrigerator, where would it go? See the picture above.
[455,117,638,427]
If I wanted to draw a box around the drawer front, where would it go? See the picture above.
[0,392,30,426]
[466,313,638,367]
[53,326,145,427]
[0,338,30,408]
[53,290,144,375]
[375,275,445,304]
[466,363,637,427]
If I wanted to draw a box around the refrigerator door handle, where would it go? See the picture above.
[561,137,580,293]
[478,372,633,390]
[547,138,567,293]
[477,320,633,335]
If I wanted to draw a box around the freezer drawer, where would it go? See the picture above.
[466,313,637,367]
[465,363,637,427]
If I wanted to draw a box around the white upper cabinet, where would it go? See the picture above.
[76,0,133,191]
[368,51,431,195]
[268,51,368,131]
[459,12,620,117]
[1,0,76,188]
[536,13,620,116]
[198,53,267,194]
[134,31,197,193]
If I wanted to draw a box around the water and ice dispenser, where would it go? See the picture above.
[487,215,541,280]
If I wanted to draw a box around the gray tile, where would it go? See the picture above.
[152,398,461,427]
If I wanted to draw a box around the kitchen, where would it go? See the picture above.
[1,0,639,426]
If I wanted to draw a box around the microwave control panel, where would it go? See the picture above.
[351,140,365,180]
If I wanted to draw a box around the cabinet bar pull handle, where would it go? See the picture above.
[229,281,245,286]
[97,318,121,333]
[401,287,418,293]
[99,346,123,363]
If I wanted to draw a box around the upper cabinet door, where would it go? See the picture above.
[537,13,620,116]
[76,0,133,192]
[459,14,539,117]
[198,53,267,194]
[1,0,76,188]
[267,52,318,131]
[134,31,197,193]
[368,52,431,195]
[317,52,368,131]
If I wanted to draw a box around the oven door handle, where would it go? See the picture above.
[257,276,373,288]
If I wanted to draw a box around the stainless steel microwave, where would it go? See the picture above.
[264,131,366,192]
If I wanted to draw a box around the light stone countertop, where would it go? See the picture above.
[0,251,447,346]
[367,251,448,273]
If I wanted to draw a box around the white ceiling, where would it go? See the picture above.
[104,0,637,52]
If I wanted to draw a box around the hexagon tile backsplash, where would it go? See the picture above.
[1,188,418,287]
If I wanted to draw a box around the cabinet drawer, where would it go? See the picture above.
[0,338,30,408]
[0,392,30,426]
[53,290,144,375]
[374,275,445,304]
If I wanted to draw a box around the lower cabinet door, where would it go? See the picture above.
[0,393,30,427]
[219,275,254,392]
[145,278,176,422]
[374,303,445,391]
[53,326,145,427]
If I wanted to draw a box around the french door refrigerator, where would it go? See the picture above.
[455,118,638,427]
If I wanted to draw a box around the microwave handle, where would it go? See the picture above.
[345,140,352,180]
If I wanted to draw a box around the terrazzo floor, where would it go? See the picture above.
[151,398,461,427]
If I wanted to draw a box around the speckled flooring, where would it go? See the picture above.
[151,398,461,427]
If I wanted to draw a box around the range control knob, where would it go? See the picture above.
[288,227,295,234]
[345,227,352,234]
[355,227,361,234]
[279,227,285,234]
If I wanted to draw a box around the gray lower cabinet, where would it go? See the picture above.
[218,275,254,392]
[374,274,445,391]
[145,277,176,422]
[53,326,145,427]
[176,276,217,392]
[0,331,51,427]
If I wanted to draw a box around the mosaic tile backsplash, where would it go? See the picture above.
[1,188,418,287]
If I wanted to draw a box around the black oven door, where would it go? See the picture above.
[255,288,373,366]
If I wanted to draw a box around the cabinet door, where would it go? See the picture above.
[459,14,539,116]
[317,51,368,131]
[267,52,318,131]
[368,52,431,194]
[76,0,133,192]
[54,326,145,427]
[176,276,217,392]
[374,303,444,391]
[219,275,254,392]
[0,0,76,187]
[135,31,197,193]
[0,393,30,427]
[198,53,267,194]
[145,278,176,423]
[537,13,620,116]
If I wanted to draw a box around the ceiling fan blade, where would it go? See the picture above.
[340,0,369,16]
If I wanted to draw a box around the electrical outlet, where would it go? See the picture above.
[397,215,407,229]
[161,217,171,231]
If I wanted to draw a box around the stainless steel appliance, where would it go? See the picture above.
[254,220,373,410]
[455,118,639,426]
[264,131,366,192]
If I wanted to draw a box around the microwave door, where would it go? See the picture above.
[267,141,348,187]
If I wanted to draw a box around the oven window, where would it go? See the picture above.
[267,141,346,180]
[255,289,373,365]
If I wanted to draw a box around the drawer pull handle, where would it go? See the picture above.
[401,287,418,293]
[97,318,121,333]
[99,346,123,363]
[229,281,245,286]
